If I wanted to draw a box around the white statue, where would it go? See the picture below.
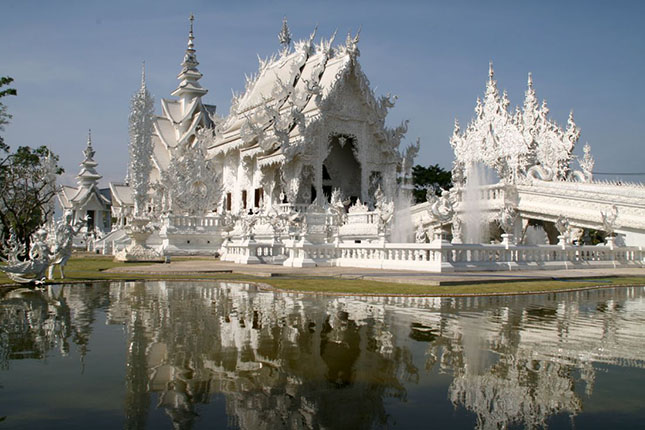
[427,188,454,224]
[0,228,51,284]
[374,186,394,234]
[415,224,427,243]
[600,205,618,237]
[498,205,517,235]
[48,211,86,279]
[555,215,570,237]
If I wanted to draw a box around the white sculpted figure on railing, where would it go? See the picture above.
[571,143,595,182]
[451,64,584,186]
[415,224,427,243]
[497,205,517,245]
[427,188,455,224]
[600,205,619,238]
[426,188,456,241]
[374,186,394,236]
[555,214,571,245]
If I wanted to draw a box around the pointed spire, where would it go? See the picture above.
[181,13,199,73]
[345,27,361,59]
[488,61,494,82]
[172,14,208,99]
[140,61,146,89]
[78,129,102,188]
[527,72,533,89]
[278,16,292,53]
[83,129,95,161]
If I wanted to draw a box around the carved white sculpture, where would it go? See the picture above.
[498,205,517,235]
[374,186,394,235]
[128,63,155,217]
[48,211,86,279]
[427,188,455,224]
[601,205,619,237]
[451,65,582,185]
[0,229,50,284]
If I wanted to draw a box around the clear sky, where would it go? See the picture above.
[1,0,644,187]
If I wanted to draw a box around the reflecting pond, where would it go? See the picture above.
[1,281,645,429]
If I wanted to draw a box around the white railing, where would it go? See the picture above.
[346,211,377,225]
[226,239,644,272]
[277,203,310,214]
[452,184,507,203]
[221,240,286,264]
[165,215,222,230]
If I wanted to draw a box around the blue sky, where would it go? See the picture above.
[1,0,644,186]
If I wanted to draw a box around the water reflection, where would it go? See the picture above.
[1,282,644,429]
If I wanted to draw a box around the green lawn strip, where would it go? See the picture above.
[1,256,644,296]
[255,277,645,295]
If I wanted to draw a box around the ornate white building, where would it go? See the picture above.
[126,17,409,219]
[58,131,112,246]
[86,17,644,270]
[204,24,408,212]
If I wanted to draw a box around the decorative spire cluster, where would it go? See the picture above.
[451,64,582,184]
[128,63,155,217]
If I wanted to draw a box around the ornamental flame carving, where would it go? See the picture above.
[451,65,584,185]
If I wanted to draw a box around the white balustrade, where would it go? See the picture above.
[221,232,643,272]
[166,215,222,230]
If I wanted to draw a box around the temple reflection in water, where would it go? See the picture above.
[1,282,644,429]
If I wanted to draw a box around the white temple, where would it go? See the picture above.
[62,16,643,271]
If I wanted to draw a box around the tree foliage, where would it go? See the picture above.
[0,76,63,247]
[411,163,452,203]
[0,76,17,151]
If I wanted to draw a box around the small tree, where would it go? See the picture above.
[411,163,452,203]
[0,76,63,248]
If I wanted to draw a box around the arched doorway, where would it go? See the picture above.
[323,134,361,202]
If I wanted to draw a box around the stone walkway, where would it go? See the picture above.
[106,259,645,286]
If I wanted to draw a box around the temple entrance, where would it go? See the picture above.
[323,134,361,201]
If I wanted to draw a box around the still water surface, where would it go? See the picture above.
[1,282,644,429]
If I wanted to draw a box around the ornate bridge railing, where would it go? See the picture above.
[275,241,644,272]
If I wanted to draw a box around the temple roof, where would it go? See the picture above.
[109,182,134,207]
[208,27,371,158]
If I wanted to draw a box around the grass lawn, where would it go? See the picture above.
[1,255,644,296]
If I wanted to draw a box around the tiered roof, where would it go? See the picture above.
[151,15,215,173]
[59,130,111,210]
[206,23,397,167]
